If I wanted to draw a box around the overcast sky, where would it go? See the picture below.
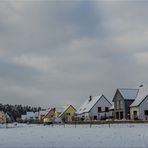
[0,0,148,108]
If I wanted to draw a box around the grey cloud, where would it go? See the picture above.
[0,1,148,108]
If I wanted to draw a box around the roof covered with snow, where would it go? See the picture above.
[56,105,70,113]
[130,88,148,107]
[43,108,56,117]
[118,88,139,100]
[39,110,47,116]
[77,95,103,114]
[56,105,76,117]
[26,112,36,117]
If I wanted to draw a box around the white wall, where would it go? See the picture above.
[77,113,90,120]
[130,96,148,120]
[90,95,112,120]
[21,115,27,121]
[139,96,148,120]
[130,107,139,120]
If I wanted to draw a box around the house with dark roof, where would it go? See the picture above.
[76,95,112,121]
[130,88,148,120]
[113,88,139,120]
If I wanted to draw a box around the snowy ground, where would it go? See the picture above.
[0,123,148,148]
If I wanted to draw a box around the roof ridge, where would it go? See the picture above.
[118,88,139,90]
[77,95,107,114]
[91,95,102,99]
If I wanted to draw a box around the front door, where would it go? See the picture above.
[120,112,123,119]
[116,112,119,119]
[133,111,138,120]
[94,115,97,120]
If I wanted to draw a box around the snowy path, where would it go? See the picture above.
[0,124,148,147]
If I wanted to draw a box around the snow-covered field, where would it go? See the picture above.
[0,123,148,148]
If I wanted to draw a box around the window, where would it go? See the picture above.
[105,107,109,112]
[116,101,119,109]
[120,112,123,119]
[93,116,97,120]
[98,107,101,112]
[116,112,119,119]
[144,110,148,115]
[120,100,123,109]
[133,111,137,116]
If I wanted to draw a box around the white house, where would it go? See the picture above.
[21,112,39,122]
[76,95,112,121]
[21,115,27,121]
[130,88,148,120]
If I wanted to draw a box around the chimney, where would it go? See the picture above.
[139,85,143,87]
[89,96,92,102]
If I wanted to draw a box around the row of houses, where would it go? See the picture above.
[20,87,148,123]
[113,87,148,120]
[77,87,148,121]
[21,105,77,124]
[1,87,148,124]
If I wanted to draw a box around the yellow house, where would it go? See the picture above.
[56,105,77,122]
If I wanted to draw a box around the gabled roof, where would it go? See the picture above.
[77,95,111,114]
[130,88,148,107]
[44,108,53,116]
[118,88,139,100]
[56,105,76,117]
[56,105,70,113]
[43,108,55,119]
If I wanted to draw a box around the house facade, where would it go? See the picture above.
[77,95,112,121]
[130,89,148,120]
[113,88,139,120]
[39,110,47,123]
[56,105,77,122]
[21,112,39,122]
[43,108,56,124]
[109,105,114,119]
[0,111,6,124]
[0,111,11,123]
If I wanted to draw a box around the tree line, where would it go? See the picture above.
[0,103,42,122]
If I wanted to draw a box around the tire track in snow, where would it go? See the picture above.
[141,129,148,148]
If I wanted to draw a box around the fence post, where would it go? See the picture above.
[90,120,92,128]
[108,121,110,128]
